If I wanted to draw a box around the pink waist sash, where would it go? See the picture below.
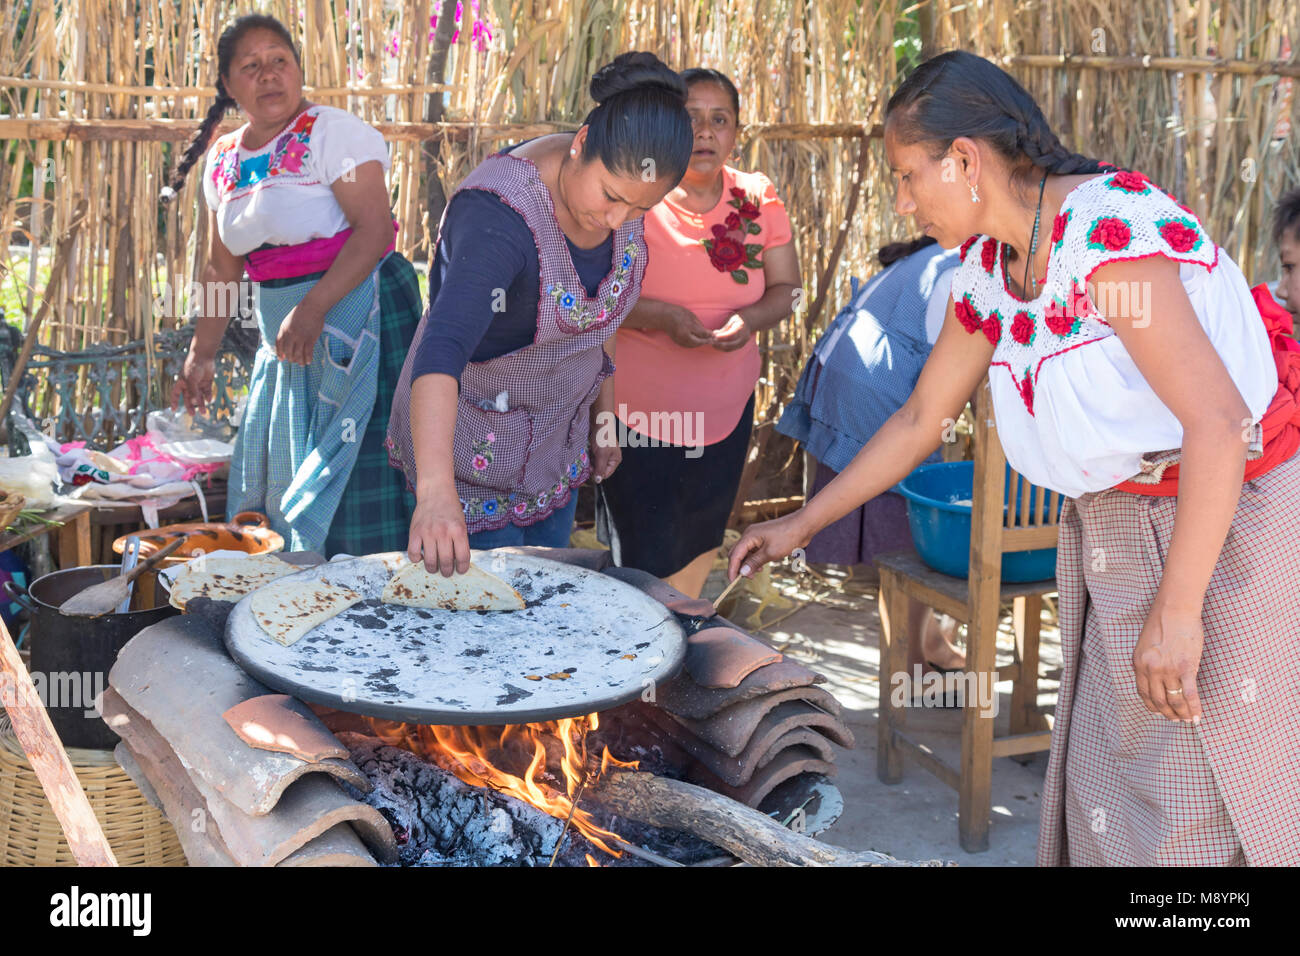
[244,219,399,281]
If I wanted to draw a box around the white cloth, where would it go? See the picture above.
[202,105,390,256]
[949,171,1276,499]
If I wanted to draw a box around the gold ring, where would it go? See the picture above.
[1166,687,1184,695]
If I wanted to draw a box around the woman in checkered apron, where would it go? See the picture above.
[167,14,421,556]
[385,53,694,573]
[730,51,1300,865]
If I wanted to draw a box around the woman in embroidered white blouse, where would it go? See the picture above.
[731,52,1300,865]
[165,14,422,556]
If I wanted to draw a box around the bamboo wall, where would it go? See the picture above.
[2,1,1298,477]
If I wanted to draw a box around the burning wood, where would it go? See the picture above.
[361,713,636,857]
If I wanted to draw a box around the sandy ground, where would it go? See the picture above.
[700,563,1063,867]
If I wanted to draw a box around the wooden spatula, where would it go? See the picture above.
[59,536,185,618]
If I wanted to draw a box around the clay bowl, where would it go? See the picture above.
[112,511,285,568]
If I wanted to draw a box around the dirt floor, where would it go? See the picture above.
[698,561,1063,867]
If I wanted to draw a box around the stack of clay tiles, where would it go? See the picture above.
[102,611,397,867]
[600,565,855,809]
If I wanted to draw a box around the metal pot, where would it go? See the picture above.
[5,565,179,750]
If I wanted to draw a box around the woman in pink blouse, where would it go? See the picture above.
[594,69,801,598]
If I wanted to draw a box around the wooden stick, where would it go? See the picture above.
[587,770,939,867]
[0,196,88,429]
[0,617,117,866]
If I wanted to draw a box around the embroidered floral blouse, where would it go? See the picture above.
[202,105,391,256]
[948,169,1277,498]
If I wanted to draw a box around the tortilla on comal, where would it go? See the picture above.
[382,558,525,611]
[167,553,300,610]
[250,578,365,646]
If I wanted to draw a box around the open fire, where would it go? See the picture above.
[363,713,638,860]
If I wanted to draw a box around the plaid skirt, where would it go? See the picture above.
[1039,449,1300,866]
[322,252,421,556]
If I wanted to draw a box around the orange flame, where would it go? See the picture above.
[365,712,636,857]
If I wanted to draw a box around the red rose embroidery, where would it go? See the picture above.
[982,312,1002,345]
[954,296,981,334]
[708,235,746,272]
[730,187,747,199]
[737,200,761,221]
[1044,285,1088,335]
[959,235,979,262]
[1159,220,1200,253]
[1010,310,1035,344]
[1018,373,1035,415]
[1050,210,1070,245]
[1088,217,1131,251]
[980,238,998,274]
[711,223,728,239]
[1109,170,1150,193]
[725,211,742,231]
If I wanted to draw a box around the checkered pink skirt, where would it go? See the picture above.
[1038,450,1300,866]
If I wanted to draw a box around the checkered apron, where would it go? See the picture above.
[386,152,646,534]
[1038,449,1300,866]
[228,259,384,552]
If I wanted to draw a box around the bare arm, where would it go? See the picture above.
[407,372,470,576]
[733,240,801,334]
[275,160,394,365]
[728,297,996,578]
[1095,256,1251,723]
[172,210,246,414]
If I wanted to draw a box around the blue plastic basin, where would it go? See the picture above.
[896,461,1060,582]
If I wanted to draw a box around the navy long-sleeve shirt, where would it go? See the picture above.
[411,149,615,383]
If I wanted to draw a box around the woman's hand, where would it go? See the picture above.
[275,300,327,366]
[711,312,752,352]
[172,350,216,415]
[727,508,815,581]
[661,304,716,349]
[590,440,622,484]
[407,486,471,577]
[1132,605,1205,723]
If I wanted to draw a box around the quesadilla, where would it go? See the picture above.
[250,578,365,646]
[381,558,525,611]
[167,553,300,610]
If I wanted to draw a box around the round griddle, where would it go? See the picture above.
[223,551,686,725]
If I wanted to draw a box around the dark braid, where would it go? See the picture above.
[885,51,1110,190]
[160,14,301,204]
[161,82,235,203]
[877,235,937,268]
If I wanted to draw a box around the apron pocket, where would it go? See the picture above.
[454,398,533,491]
[311,328,379,441]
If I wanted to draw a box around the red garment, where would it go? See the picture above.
[1113,284,1300,495]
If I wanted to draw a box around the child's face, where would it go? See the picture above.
[1278,228,1300,322]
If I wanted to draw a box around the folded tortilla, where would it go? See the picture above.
[167,553,300,610]
[381,558,525,611]
[250,578,365,646]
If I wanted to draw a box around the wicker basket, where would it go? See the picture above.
[0,715,187,866]
[0,491,26,532]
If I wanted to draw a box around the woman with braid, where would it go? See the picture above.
[168,14,421,555]
[730,51,1300,865]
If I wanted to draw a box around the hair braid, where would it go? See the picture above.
[160,82,234,204]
